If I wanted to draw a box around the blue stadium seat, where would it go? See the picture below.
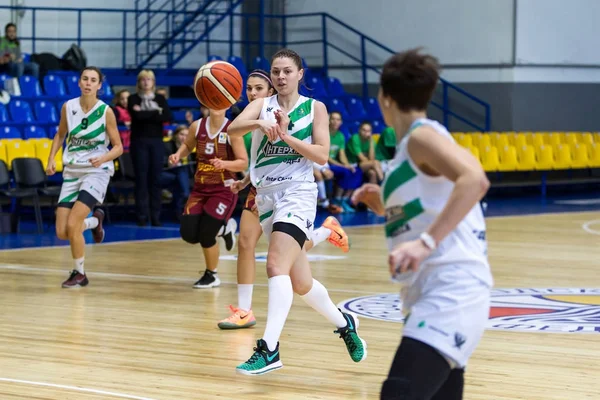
[55,100,66,113]
[23,125,47,139]
[1,126,22,139]
[8,100,34,123]
[326,77,346,98]
[327,98,350,121]
[365,97,383,120]
[305,76,328,99]
[43,74,67,97]
[100,79,113,98]
[227,55,248,78]
[208,55,223,62]
[19,75,43,97]
[34,101,59,124]
[252,56,270,72]
[0,103,8,123]
[66,75,80,95]
[345,120,361,136]
[346,97,368,121]
[371,119,385,134]
[0,74,9,90]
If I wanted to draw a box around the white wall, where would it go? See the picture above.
[285,0,600,83]
[0,0,240,69]
[515,0,600,65]
[284,0,514,84]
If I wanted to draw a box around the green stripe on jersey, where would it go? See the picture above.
[288,99,312,124]
[383,160,416,203]
[78,124,105,140]
[259,210,273,222]
[384,198,424,237]
[255,154,303,169]
[69,104,107,136]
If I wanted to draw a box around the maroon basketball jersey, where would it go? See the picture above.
[193,117,237,185]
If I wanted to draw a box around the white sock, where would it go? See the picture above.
[83,217,98,231]
[309,227,332,247]
[237,284,254,311]
[316,180,327,200]
[301,279,347,328]
[262,275,293,351]
[74,257,85,274]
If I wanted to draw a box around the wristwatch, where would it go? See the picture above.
[420,232,437,251]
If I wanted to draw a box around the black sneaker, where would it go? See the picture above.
[193,269,221,289]
[219,218,237,252]
[236,339,283,375]
[62,270,89,288]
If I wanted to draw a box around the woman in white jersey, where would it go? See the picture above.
[217,69,350,330]
[227,49,367,375]
[46,67,123,288]
[352,49,493,400]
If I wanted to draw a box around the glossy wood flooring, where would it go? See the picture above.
[1,211,599,399]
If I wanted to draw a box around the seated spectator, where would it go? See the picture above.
[0,23,39,78]
[161,125,192,217]
[346,121,384,184]
[313,162,342,213]
[375,125,396,172]
[112,89,131,151]
[327,112,363,212]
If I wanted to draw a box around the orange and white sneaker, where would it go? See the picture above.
[218,305,256,330]
[322,216,350,253]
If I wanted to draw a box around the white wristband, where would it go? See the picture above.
[420,232,437,251]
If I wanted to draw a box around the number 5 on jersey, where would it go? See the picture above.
[216,202,227,216]
[206,143,215,155]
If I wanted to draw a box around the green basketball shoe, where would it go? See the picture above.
[334,310,367,362]
[236,339,283,376]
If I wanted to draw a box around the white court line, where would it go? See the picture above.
[582,219,600,235]
[0,264,375,295]
[0,377,158,400]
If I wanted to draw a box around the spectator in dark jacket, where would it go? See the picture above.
[128,69,172,226]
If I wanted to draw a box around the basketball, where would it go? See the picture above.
[193,61,243,110]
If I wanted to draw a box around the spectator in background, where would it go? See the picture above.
[161,125,192,217]
[346,121,384,184]
[112,89,131,151]
[156,87,168,98]
[327,112,363,212]
[128,69,172,226]
[375,125,396,173]
[0,23,39,78]
[185,109,194,125]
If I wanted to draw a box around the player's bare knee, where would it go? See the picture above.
[238,232,254,252]
[66,216,83,239]
[56,226,68,240]
[291,277,312,295]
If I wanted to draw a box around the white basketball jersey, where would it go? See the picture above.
[249,95,315,190]
[64,98,114,174]
[382,118,493,287]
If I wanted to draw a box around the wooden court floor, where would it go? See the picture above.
[1,211,599,399]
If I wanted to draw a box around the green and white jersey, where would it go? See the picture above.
[64,98,114,175]
[249,95,315,190]
[382,118,493,286]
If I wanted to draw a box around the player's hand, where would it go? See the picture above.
[169,153,180,166]
[351,183,384,215]
[90,156,105,168]
[274,110,290,131]
[230,180,246,194]
[46,159,56,176]
[210,158,227,170]
[346,164,356,173]
[276,123,290,143]
[133,105,141,112]
[259,120,279,141]
[388,240,433,278]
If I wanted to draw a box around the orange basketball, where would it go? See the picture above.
[193,61,243,110]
